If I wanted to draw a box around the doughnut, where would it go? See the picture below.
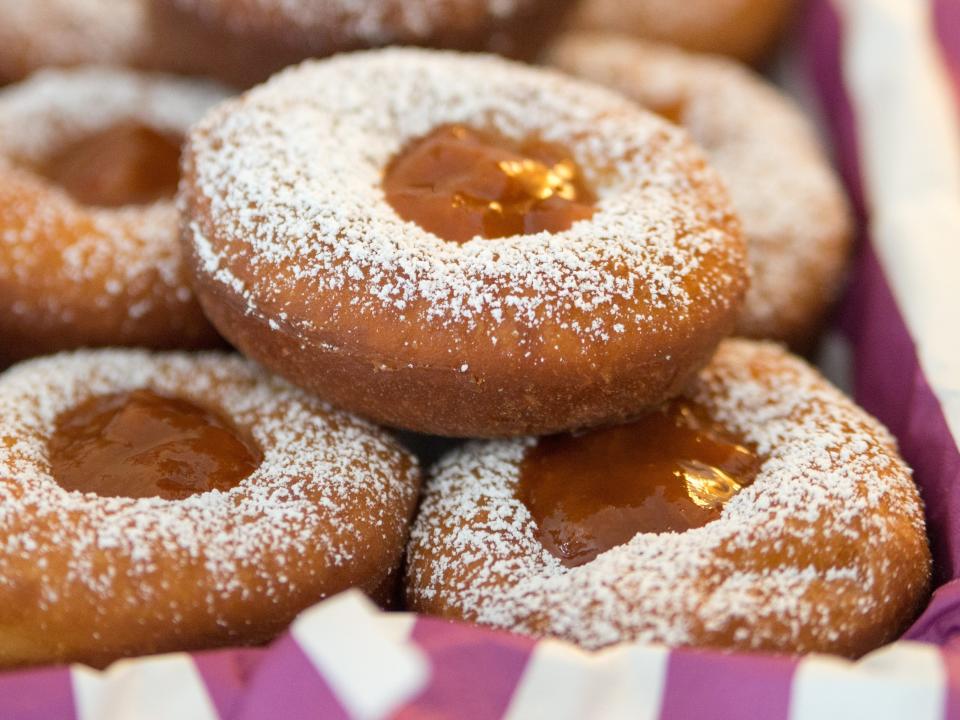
[0,1,152,83]
[0,67,229,366]
[567,0,795,65]
[157,0,579,86]
[406,339,931,657]
[179,48,749,438]
[0,349,420,668]
[548,34,853,349]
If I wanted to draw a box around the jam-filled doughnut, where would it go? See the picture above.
[180,48,748,438]
[568,0,795,65]
[0,350,420,668]
[406,339,931,657]
[158,0,578,86]
[0,67,229,365]
[548,34,852,349]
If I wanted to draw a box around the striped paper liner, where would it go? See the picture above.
[1,0,958,717]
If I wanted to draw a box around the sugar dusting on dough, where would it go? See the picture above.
[171,0,533,41]
[0,0,149,79]
[182,48,745,353]
[548,34,852,343]
[406,339,929,652]
[0,67,227,326]
[0,350,418,615]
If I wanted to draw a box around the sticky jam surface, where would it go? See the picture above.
[383,123,596,243]
[518,400,761,568]
[35,123,182,207]
[49,389,262,500]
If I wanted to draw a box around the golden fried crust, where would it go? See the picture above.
[405,339,931,657]
[568,0,795,65]
[0,351,421,668]
[0,175,221,365]
[0,68,229,366]
[152,0,579,86]
[179,49,749,437]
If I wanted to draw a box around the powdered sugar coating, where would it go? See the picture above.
[0,350,419,663]
[0,68,229,359]
[548,34,852,347]
[182,48,745,358]
[406,339,930,655]
[170,0,535,42]
[0,0,150,81]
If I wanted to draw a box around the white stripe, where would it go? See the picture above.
[371,610,418,646]
[291,590,428,720]
[504,639,669,720]
[789,642,946,720]
[72,653,218,720]
[836,0,960,440]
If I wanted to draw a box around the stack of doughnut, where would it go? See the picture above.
[0,1,931,673]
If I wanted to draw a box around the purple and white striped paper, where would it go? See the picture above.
[1,0,958,717]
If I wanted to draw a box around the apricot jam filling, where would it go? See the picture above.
[518,400,761,568]
[35,123,182,207]
[49,389,262,500]
[383,123,596,243]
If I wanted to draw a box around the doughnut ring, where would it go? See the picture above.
[0,1,151,83]
[0,350,420,668]
[548,34,853,349]
[159,0,578,85]
[405,339,931,657]
[179,48,749,437]
[0,67,228,365]
[568,0,795,64]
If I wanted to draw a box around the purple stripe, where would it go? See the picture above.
[804,0,960,640]
[933,0,960,97]
[846,246,960,587]
[231,634,348,720]
[193,647,264,719]
[908,579,960,643]
[0,667,75,720]
[800,0,866,218]
[393,616,535,720]
[658,649,797,720]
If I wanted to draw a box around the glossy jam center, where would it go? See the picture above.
[49,389,262,500]
[518,400,761,568]
[36,123,182,207]
[383,123,596,243]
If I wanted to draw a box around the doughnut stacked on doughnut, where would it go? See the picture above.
[0,20,930,667]
[547,33,853,348]
[568,0,795,64]
[179,48,749,437]
[0,67,227,365]
[0,350,420,668]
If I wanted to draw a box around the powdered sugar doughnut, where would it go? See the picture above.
[159,0,578,85]
[406,339,930,657]
[548,34,853,348]
[0,349,420,668]
[568,0,795,64]
[0,68,229,365]
[180,48,749,438]
[0,0,152,82]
